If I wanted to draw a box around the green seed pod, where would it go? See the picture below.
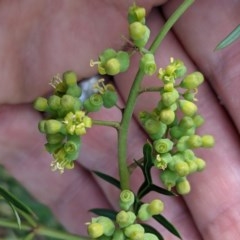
[180,71,204,89]
[112,229,125,240]
[66,85,82,98]
[140,53,157,76]
[116,51,130,72]
[44,120,64,134]
[34,97,48,112]
[46,133,65,145]
[193,114,205,127]
[119,190,135,211]
[147,199,164,215]
[174,160,190,177]
[96,216,115,237]
[179,100,198,117]
[143,118,167,140]
[162,89,179,107]
[129,22,147,40]
[160,169,179,190]
[153,138,173,154]
[83,93,103,112]
[179,116,194,130]
[102,91,118,108]
[124,224,145,240]
[137,203,151,221]
[143,233,159,240]
[159,108,175,125]
[63,71,78,86]
[87,222,104,238]
[194,158,206,171]
[133,26,150,48]
[201,135,215,148]
[176,178,191,195]
[187,135,202,148]
[176,136,189,152]
[104,58,121,75]
[48,95,61,111]
[116,210,136,228]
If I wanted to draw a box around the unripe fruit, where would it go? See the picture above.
[162,90,179,107]
[179,100,197,117]
[159,108,175,125]
[129,22,147,40]
[201,135,215,148]
[179,116,194,130]
[112,229,125,240]
[63,71,78,86]
[60,95,76,112]
[180,71,204,89]
[116,210,136,228]
[193,114,205,127]
[105,58,121,75]
[194,158,206,171]
[124,224,145,240]
[174,160,190,177]
[160,169,178,190]
[143,233,159,240]
[44,120,63,134]
[102,91,118,108]
[187,135,202,148]
[137,203,151,221]
[48,95,61,111]
[34,97,48,112]
[96,216,115,237]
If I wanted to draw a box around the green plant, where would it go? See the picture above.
[5,0,236,239]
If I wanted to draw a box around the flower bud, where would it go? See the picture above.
[185,159,198,173]
[179,116,194,130]
[143,118,167,140]
[96,216,115,237]
[160,169,178,190]
[133,26,150,48]
[112,229,125,240]
[60,95,76,112]
[105,58,121,75]
[124,224,145,240]
[99,48,117,63]
[179,100,198,117]
[147,199,164,215]
[183,149,195,161]
[201,135,215,148]
[194,158,206,171]
[193,114,205,127]
[159,108,175,125]
[63,71,78,86]
[144,233,159,240]
[83,93,103,112]
[44,142,63,154]
[102,91,118,108]
[46,133,65,145]
[170,126,184,139]
[48,95,61,111]
[153,138,173,154]
[176,136,189,152]
[128,5,146,23]
[116,210,136,228]
[119,190,135,211]
[140,53,156,76]
[162,89,179,107]
[187,135,202,148]
[174,160,190,177]
[66,85,82,98]
[34,97,48,112]
[87,222,104,238]
[176,178,191,195]
[129,22,147,40]
[44,120,64,134]
[180,71,204,89]
[137,203,151,221]
[38,120,47,133]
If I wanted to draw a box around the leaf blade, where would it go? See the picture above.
[89,208,117,220]
[93,171,120,189]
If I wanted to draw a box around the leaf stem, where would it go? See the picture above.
[117,0,194,190]
[0,219,89,240]
[92,119,120,129]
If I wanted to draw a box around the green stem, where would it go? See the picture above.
[117,0,194,190]
[0,219,90,240]
[92,119,120,129]
[138,86,163,94]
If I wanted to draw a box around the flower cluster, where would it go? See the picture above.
[139,58,214,194]
[87,190,163,240]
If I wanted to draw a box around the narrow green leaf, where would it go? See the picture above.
[141,223,164,240]
[153,214,182,239]
[8,201,21,229]
[89,208,117,220]
[93,171,120,189]
[215,24,240,50]
[0,186,35,218]
[151,184,175,196]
